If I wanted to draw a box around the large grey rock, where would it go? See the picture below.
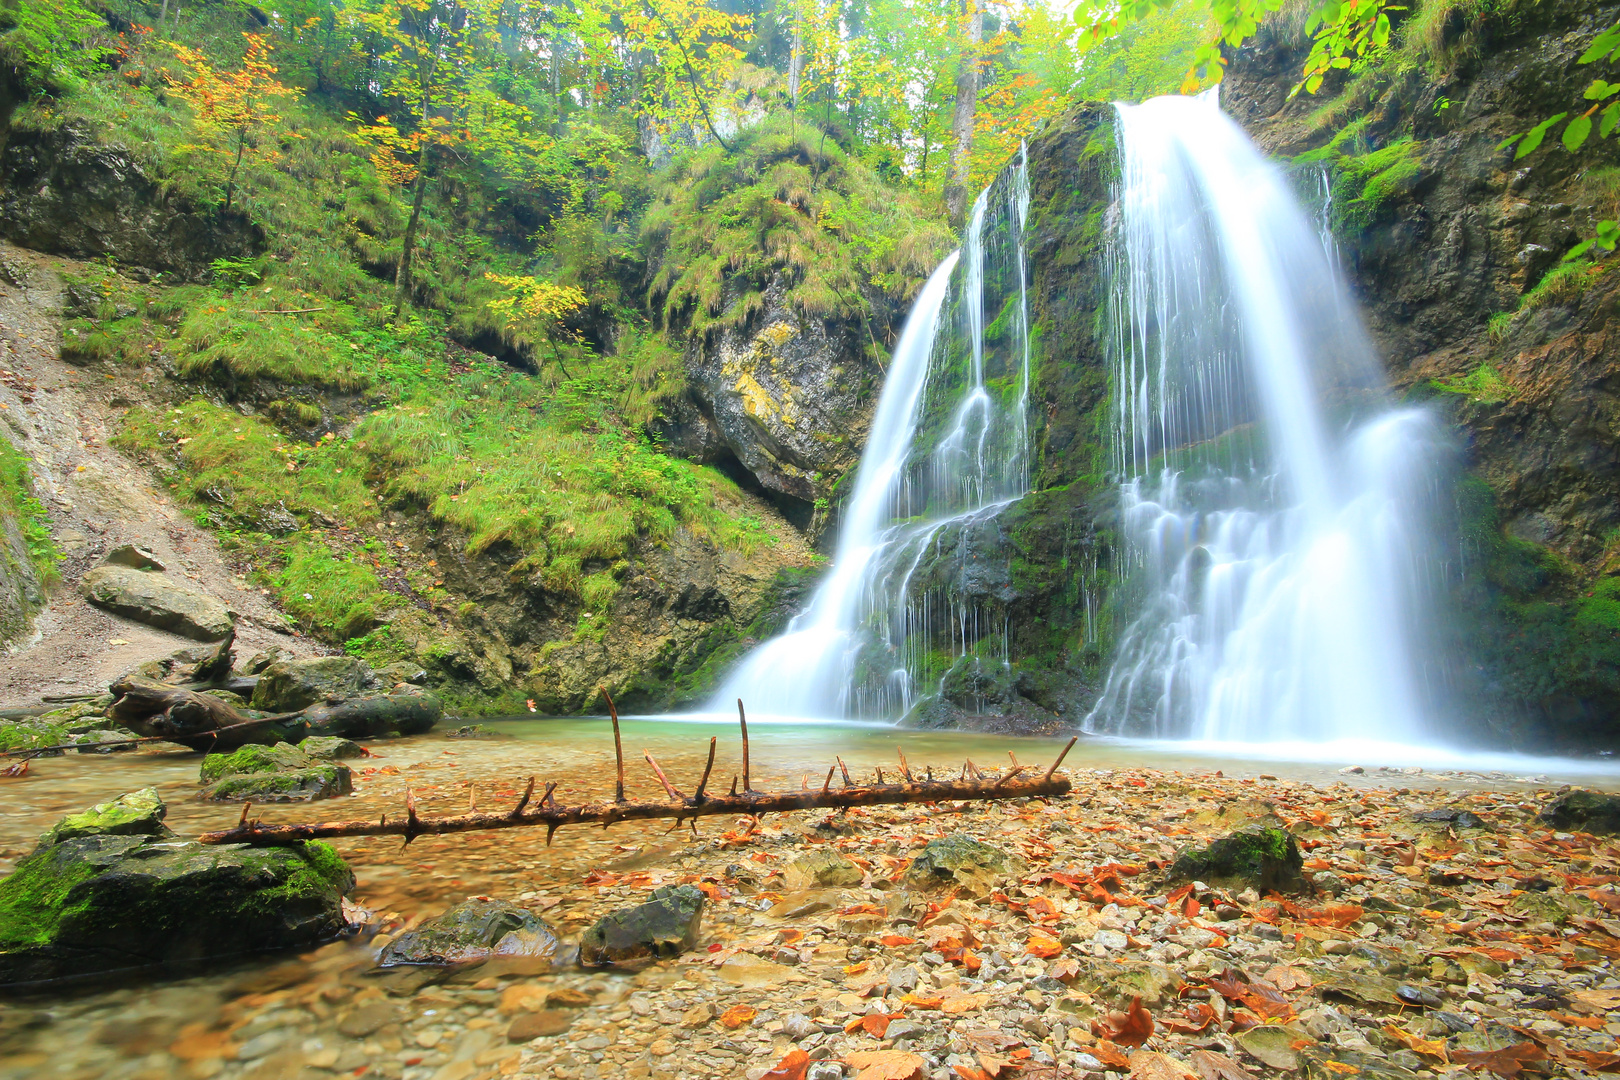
[378,898,560,968]
[79,566,235,641]
[102,544,165,572]
[902,834,1026,896]
[250,656,378,712]
[299,736,364,760]
[0,790,353,986]
[1539,790,1620,835]
[1168,826,1309,894]
[197,742,351,802]
[781,848,863,892]
[578,884,705,967]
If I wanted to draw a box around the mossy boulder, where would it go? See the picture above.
[1538,790,1620,835]
[378,897,560,968]
[902,834,1026,897]
[781,848,863,891]
[1169,826,1308,894]
[36,788,169,849]
[198,742,352,802]
[300,736,364,760]
[251,656,378,712]
[0,791,354,986]
[579,885,705,968]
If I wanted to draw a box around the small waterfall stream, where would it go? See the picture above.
[715,154,1032,720]
[1083,93,1452,744]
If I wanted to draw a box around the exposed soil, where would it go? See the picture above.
[0,241,322,707]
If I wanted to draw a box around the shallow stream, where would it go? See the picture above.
[3,718,1618,1080]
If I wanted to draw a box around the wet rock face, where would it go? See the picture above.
[79,565,236,641]
[578,884,705,967]
[0,790,354,986]
[683,274,878,517]
[1538,789,1620,834]
[1168,826,1309,895]
[0,126,261,282]
[0,512,44,649]
[379,898,561,968]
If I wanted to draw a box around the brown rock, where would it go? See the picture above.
[506,1010,574,1042]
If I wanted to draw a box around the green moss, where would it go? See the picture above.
[1168,826,1307,892]
[1431,364,1512,403]
[0,437,59,584]
[0,843,101,948]
[199,742,311,781]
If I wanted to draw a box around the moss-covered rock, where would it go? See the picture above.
[198,742,352,802]
[378,897,560,968]
[578,884,705,968]
[299,736,364,760]
[1538,790,1620,835]
[301,686,442,739]
[902,833,1027,896]
[781,848,864,892]
[1168,826,1308,894]
[35,788,170,849]
[0,791,354,986]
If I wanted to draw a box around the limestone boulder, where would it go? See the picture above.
[79,565,235,641]
[250,656,379,712]
[902,833,1026,896]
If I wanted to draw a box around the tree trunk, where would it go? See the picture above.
[224,127,246,212]
[393,142,432,317]
[945,0,983,228]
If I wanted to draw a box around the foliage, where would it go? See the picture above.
[270,538,392,640]
[0,438,58,581]
[167,35,303,211]
[0,0,112,89]
[1430,363,1512,403]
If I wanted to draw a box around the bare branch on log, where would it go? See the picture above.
[737,698,753,792]
[198,699,1077,847]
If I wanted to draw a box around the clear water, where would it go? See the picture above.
[715,152,1033,721]
[1084,93,1455,744]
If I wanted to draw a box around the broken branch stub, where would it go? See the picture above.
[196,722,1079,848]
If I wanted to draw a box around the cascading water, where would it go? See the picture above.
[1084,92,1452,745]
[714,153,1032,720]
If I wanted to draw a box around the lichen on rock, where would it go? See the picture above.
[1167,825,1308,895]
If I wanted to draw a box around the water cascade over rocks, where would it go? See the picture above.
[715,154,1033,720]
[1083,93,1453,745]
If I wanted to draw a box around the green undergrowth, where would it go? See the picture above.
[1487,261,1607,340]
[1431,363,1513,402]
[643,113,952,343]
[1295,123,1424,230]
[0,438,60,583]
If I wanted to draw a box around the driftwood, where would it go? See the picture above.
[106,679,303,753]
[199,693,1078,847]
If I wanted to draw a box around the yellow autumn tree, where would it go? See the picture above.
[167,34,302,212]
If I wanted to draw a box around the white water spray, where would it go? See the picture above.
[1085,93,1452,743]
[715,154,1033,720]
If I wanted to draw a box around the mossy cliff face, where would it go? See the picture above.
[1225,0,1620,747]
[904,106,1121,730]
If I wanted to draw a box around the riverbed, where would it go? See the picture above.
[2,718,1618,1080]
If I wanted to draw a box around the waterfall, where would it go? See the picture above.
[714,152,1032,720]
[1084,93,1452,744]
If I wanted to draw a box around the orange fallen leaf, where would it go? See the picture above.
[719,1005,757,1029]
[953,1068,992,1080]
[1453,1043,1547,1077]
[1383,1025,1448,1062]
[845,1012,905,1037]
[881,935,917,947]
[1093,1041,1133,1069]
[1092,996,1154,1048]
[1051,957,1083,982]
[901,993,944,1009]
[1026,934,1063,959]
[844,962,871,976]
[845,1049,928,1080]
[1130,1050,1198,1080]
[778,928,806,945]
[761,1049,812,1080]
[1188,1049,1256,1080]
[169,1025,239,1061]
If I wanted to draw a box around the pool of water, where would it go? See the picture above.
[2,716,1617,1080]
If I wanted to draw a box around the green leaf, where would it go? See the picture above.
[1585,79,1620,100]
[1579,25,1620,64]
[1565,238,1597,261]
[1563,114,1593,151]
[1604,102,1620,138]
[1598,219,1620,248]
[1516,112,1569,158]
[1497,132,1524,152]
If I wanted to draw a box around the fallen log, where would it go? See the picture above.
[198,693,1078,847]
[107,678,305,752]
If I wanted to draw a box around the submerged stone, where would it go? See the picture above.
[1538,790,1620,835]
[781,848,863,891]
[579,884,705,968]
[902,833,1026,896]
[1168,826,1308,894]
[0,791,354,986]
[378,897,560,968]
